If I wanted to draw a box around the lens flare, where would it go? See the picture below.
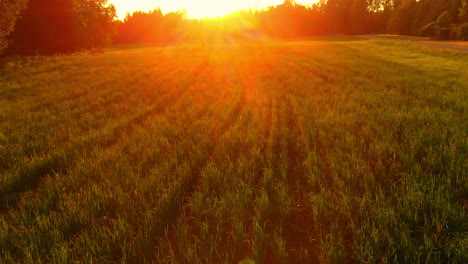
[109,0,319,20]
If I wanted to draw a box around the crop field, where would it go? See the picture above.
[0,37,467,263]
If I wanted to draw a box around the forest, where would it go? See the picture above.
[2,0,468,55]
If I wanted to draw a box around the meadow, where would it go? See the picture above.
[0,37,467,263]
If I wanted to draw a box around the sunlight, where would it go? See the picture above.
[109,0,319,20]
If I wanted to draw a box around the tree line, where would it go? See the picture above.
[388,0,468,39]
[1,0,116,55]
[2,0,468,55]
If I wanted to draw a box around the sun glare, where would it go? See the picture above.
[109,0,319,20]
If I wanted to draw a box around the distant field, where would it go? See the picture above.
[451,41,468,47]
[372,34,432,41]
[370,34,468,50]
[0,37,467,263]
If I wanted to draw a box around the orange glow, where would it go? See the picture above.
[109,0,319,20]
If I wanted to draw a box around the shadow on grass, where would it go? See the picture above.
[0,74,193,213]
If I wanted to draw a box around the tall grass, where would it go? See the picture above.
[0,37,466,263]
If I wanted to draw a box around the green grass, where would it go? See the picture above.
[372,34,432,41]
[0,38,467,263]
[371,34,468,48]
[450,41,468,47]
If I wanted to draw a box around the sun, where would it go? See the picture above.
[183,1,244,19]
[109,1,319,20]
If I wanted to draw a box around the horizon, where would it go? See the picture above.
[109,0,320,20]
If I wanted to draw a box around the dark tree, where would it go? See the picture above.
[8,0,116,54]
[387,0,417,35]
[75,0,117,49]
[437,10,453,28]
[459,0,468,22]
[0,0,28,53]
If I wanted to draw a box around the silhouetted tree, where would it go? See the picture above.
[349,0,369,34]
[75,0,117,49]
[8,0,116,54]
[459,0,468,22]
[419,21,437,38]
[0,0,28,53]
[437,10,453,28]
[387,0,416,35]
[435,10,453,40]
[459,23,468,39]
[115,9,185,45]
[325,0,354,33]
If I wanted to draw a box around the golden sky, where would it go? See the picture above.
[109,0,319,20]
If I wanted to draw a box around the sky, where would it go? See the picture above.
[109,0,319,20]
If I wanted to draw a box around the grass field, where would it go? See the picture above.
[365,35,468,51]
[1,37,467,263]
[451,42,468,47]
[372,34,432,41]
